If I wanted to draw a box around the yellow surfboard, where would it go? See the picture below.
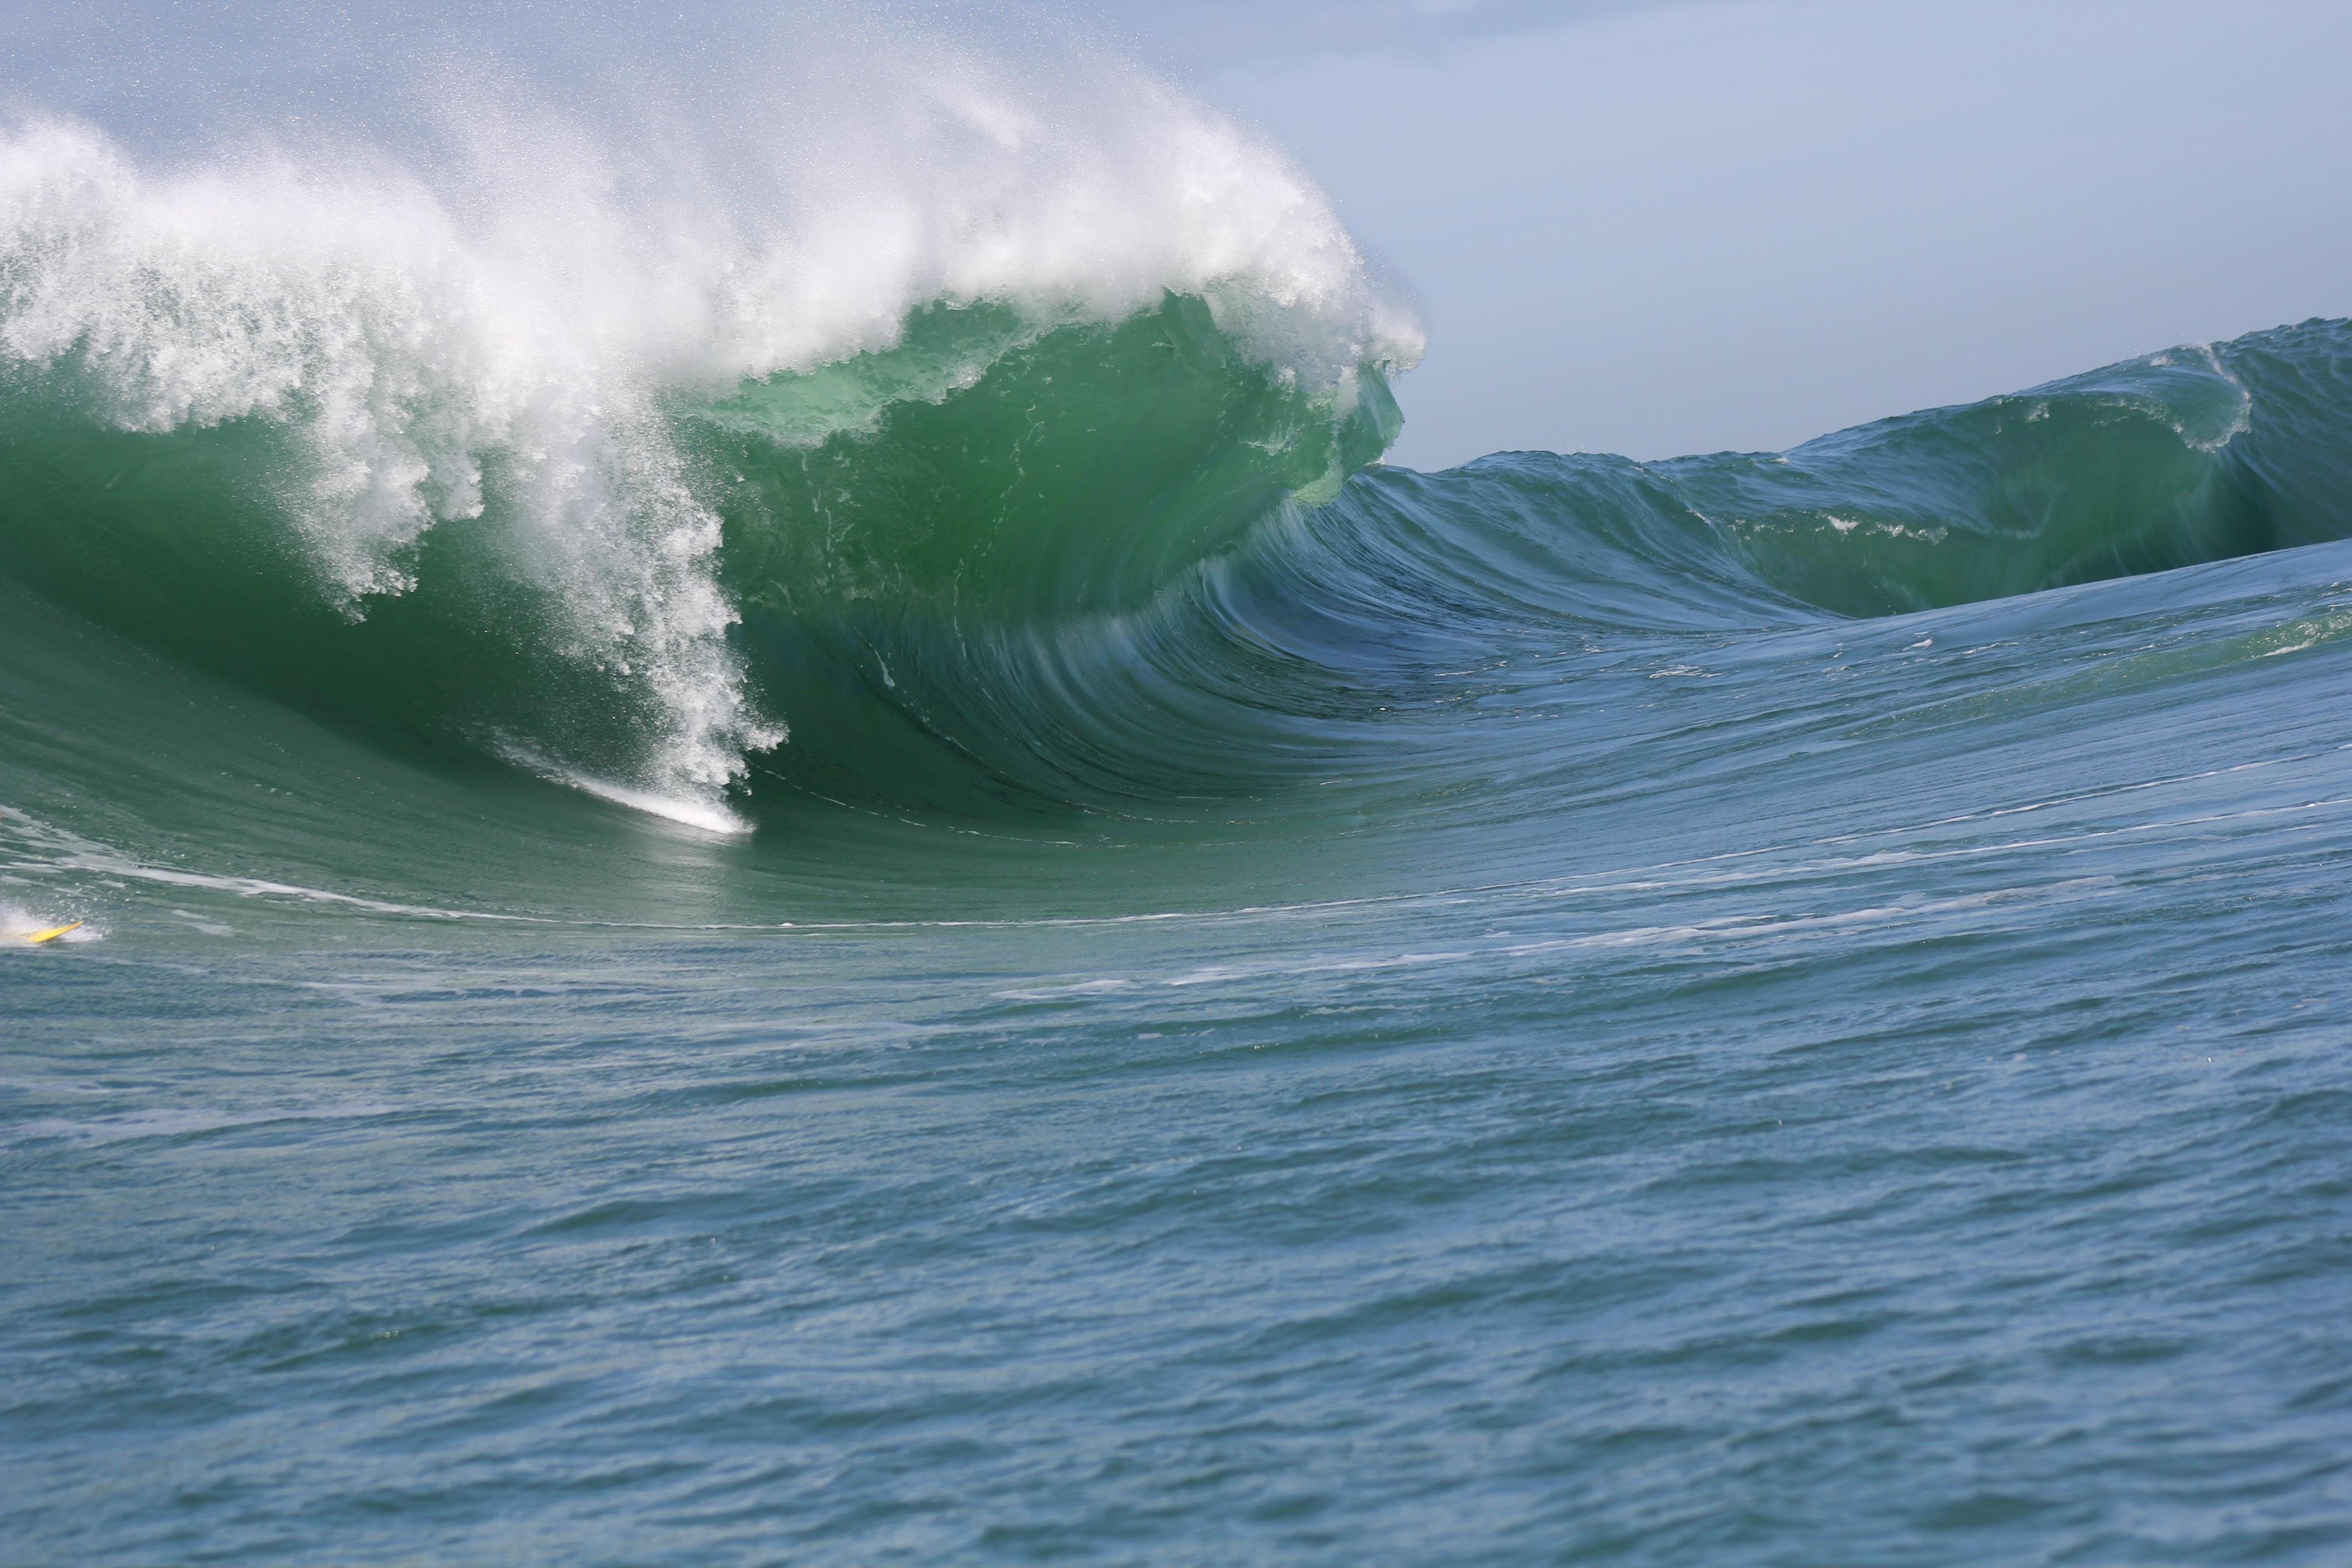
[22,921,83,944]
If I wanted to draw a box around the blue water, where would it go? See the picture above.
[3,45,2351,1564]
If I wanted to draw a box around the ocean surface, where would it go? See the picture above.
[4,43,2351,1567]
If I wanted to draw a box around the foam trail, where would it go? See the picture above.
[497,741,754,835]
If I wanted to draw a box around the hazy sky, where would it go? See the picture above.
[6,0,2348,469]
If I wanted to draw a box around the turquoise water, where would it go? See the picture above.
[3,83,2351,1564]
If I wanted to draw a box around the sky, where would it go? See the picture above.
[5,0,2348,469]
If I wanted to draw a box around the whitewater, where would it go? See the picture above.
[3,18,2349,1568]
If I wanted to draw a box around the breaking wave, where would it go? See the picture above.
[4,18,2350,836]
[0,28,1418,821]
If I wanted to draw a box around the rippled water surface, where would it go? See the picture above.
[4,79,2350,1560]
[10,511,2352,1562]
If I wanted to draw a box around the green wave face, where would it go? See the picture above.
[686,296,1401,813]
[0,293,1401,813]
[700,296,1398,621]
